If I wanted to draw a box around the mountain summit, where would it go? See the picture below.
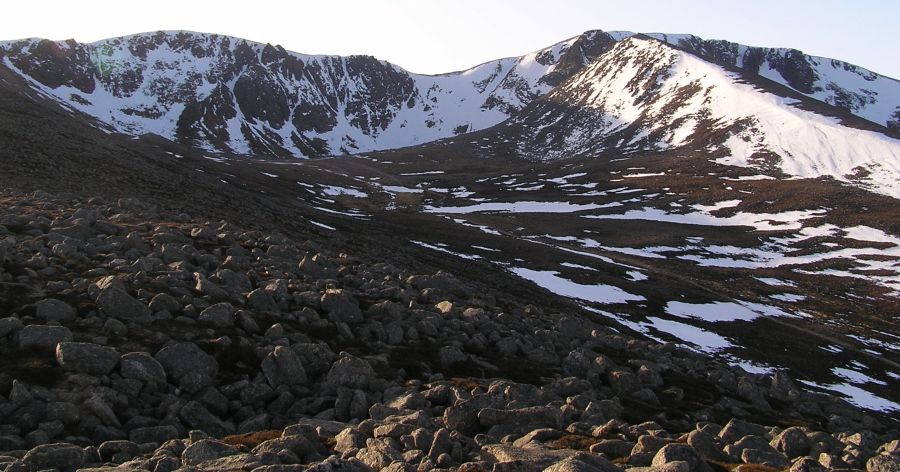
[0,30,619,157]
[1,29,898,162]
[1,26,900,470]
[502,36,900,197]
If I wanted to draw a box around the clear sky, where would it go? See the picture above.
[3,0,899,79]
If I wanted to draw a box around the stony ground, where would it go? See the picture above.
[2,64,899,412]
[0,190,897,472]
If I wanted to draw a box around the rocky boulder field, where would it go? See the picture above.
[0,189,898,472]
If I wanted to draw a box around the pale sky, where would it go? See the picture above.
[3,0,899,79]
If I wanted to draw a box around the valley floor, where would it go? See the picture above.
[1,82,899,470]
[0,188,898,472]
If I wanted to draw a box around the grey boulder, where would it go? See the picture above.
[18,324,73,351]
[321,289,363,324]
[155,342,218,392]
[129,425,180,445]
[261,345,308,387]
[35,299,76,323]
[652,443,713,472]
[97,440,141,463]
[248,288,279,312]
[291,343,337,377]
[56,342,120,375]
[198,302,235,328]
[181,439,240,466]
[120,351,167,384]
[0,317,24,337]
[326,353,375,389]
[867,454,900,472]
[148,292,182,313]
[179,401,235,438]
[771,426,811,459]
[96,278,151,319]
[21,443,86,471]
[545,453,623,472]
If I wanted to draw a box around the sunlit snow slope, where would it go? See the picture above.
[0,30,618,157]
[509,37,900,198]
[643,33,900,130]
[1,29,897,161]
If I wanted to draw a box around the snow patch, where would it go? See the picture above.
[426,201,607,214]
[585,206,825,231]
[320,185,368,198]
[510,267,645,304]
[309,220,336,230]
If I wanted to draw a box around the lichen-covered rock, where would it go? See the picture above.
[790,456,827,472]
[96,279,151,319]
[251,435,320,463]
[741,447,791,468]
[326,352,375,389]
[480,444,573,470]
[34,298,76,322]
[718,418,768,443]
[179,401,234,438]
[590,439,635,459]
[771,426,811,459]
[129,425,180,445]
[18,324,72,350]
[0,316,24,337]
[545,453,623,472]
[98,440,141,463]
[652,443,712,472]
[21,443,85,471]
[120,351,167,384]
[56,342,120,375]
[321,289,363,324]
[155,342,218,392]
[686,429,731,462]
[198,302,235,328]
[261,345,308,387]
[291,342,338,377]
[149,292,182,313]
[181,439,239,466]
[478,406,563,431]
[867,454,900,472]
[247,288,279,312]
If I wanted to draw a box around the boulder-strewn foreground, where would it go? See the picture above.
[0,190,897,472]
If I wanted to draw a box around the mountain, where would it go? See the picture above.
[500,35,900,198]
[1,29,898,161]
[0,30,619,157]
[643,32,900,131]
[1,26,900,470]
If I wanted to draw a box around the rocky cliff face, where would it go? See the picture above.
[3,29,896,159]
[0,31,612,157]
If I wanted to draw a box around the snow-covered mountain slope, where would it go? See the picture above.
[506,36,900,198]
[1,29,897,164]
[0,30,618,157]
[566,31,900,131]
[641,33,900,131]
